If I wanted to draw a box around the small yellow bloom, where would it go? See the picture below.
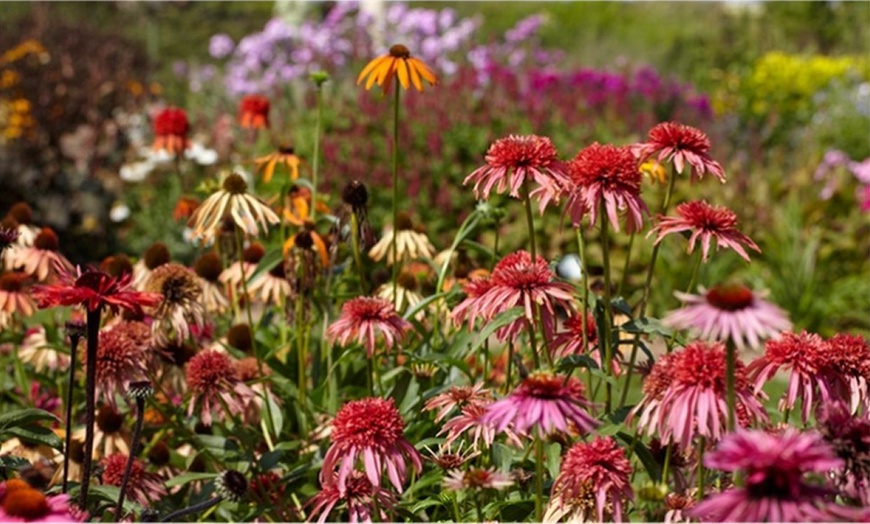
[254,146,301,184]
[640,160,667,185]
[357,44,438,93]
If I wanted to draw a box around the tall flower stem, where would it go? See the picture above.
[115,388,148,521]
[310,82,324,223]
[575,227,590,364]
[160,495,223,522]
[618,168,678,409]
[62,327,83,494]
[535,436,545,522]
[599,203,616,413]
[350,211,368,294]
[616,231,635,297]
[390,85,401,308]
[697,436,706,501]
[725,342,737,432]
[522,179,537,260]
[80,306,102,508]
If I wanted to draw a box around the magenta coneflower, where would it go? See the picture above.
[823,334,870,414]
[688,429,859,522]
[0,272,35,318]
[452,251,575,343]
[0,479,80,522]
[633,341,767,449]
[564,142,649,233]
[443,467,513,491]
[664,283,792,352]
[545,437,633,522]
[483,371,598,438]
[439,402,521,450]
[320,397,422,495]
[326,297,411,357]
[101,452,167,506]
[11,227,73,282]
[423,383,492,423]
[649,200,760,262]
[817,400,870,484]
[84,321,151,408]
[633,122,726,183]
[185,350,255,426]
[307,471,398,524]
[463,135,571,213]
[748,330,833,423]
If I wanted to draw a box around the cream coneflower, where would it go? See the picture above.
[17,326,67,372]
[193,252,230,313]
[132,241,171,290]
[368,212,434,266]
[145,263,205,345]
[248,260,291,306]
[0,271,35,318]
[443,467,513,492]
[357,44,438,93]
[93,406,132,458]
[219,242,264,298]
[49,436,85,487]
[10,227,73,282]
[187,173,280,242]
[375,271,423,318]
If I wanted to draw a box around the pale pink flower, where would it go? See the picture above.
[84,321,151,409]
[443,467,513,491]
[423,383,492,423]
[0,272,35,317]
[326,297,411,357]
[439,402,521,450]
[649,200,760,262]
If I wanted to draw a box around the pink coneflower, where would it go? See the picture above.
[463,135,571,213]
[544,437,633,522]
[633,341,767,449]
[307,471,398,524]
[32,267,161,316]
[633,122,726,183]
[483,371,598,438]
[817,400,870,486]
[549,311,622,375]
[145,263,205,345]
[0,272,35,317]
[452,251,575,343]
[688,429,859,522]
[748,331,834,423]
[185,350,255,426]
[664,492,695,524]
[326,297,411,357]
[320,397,422,495]
[85,321,151,408]
[0,478,80,522]
[823,334,870,414]
[439,402,521,450]
[564,142,649,232]
[443,467,513,491]
[423,383,492,423]
[152,107,189,155]
[101,452,166,506]
[649,200,760,262]
[664,283,792,352]
[10,227,73,282]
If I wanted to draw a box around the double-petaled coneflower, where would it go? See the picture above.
[238,94,270,130]
[649,200,760,262]
[152,107,190,155]
[633,121,726,183]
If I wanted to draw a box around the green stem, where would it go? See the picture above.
[522,179,537,260]
[504,341,514,395]
[474,491,484,522]
[390,85,400,308]
[661,443,673,487]
[697,436,706,502]
[726,342,737,432]
[527,319,541,370]
[616,231,635,298]
[310,84,324,223]
[599,203,615,413]
[350,211,369,294]
[535,436,545,522]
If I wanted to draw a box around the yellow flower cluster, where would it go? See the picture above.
[0,39,49,143]
[0,98,35,142]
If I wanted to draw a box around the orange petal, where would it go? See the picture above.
[357,55,387,85]
[282,235,296,256]
[366,58,391,90]
[396,60,410,90]
[312,234,330,267]
[409,57,437,86]
[263,160,276,184]
[407,60,423,91]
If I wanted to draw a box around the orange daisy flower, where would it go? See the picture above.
[357,44,438,93]
[254,146,301,184]
[283,186,329,227]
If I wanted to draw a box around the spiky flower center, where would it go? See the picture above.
[648,122,711,153]
[570,142,641,192]
[676,201,738,232]
[331,397,405,449]
[294,231,314,249]
[9,202,33,224]
[518,372,582,399]
[222,173,248,195]
[96,406,124,433]
[242,243,266,264]
[389,44,410,58]
[705,284,754,311]
[186,350,237,393]
[102,453,142,486]
[486,135,559,169]
[33,227,59,251]
[491,251,552,290]
[672,341,747,391]
[147,263,200,304]
[342,180,369,208]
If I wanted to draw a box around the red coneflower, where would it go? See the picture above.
[565,142,649,233]
[0,478,79,522]
[326,297,411,357]
[321,397,422,495]
[423,383,492,423]
[633,122,726,183]
[549,311,622,375]
[0,271,35,318]
[100,453,166,506]
[463,135,571,213]
[357,44,437,93]
[32,267,161,316]
[664,283,792,352]
[649,200,760,262]
[145,263,205,345]
[152,107,190,155]
[632,341,767,449]
[823,334,870,414]
[689,429,861,522]
[238,94,270,130]
[185,350,255,426]
[483,371,598,438]
[748,331,834,423]
[10,227,73,282]
[545,437,633,522]
[307,471,398,524]
[85,321,151,408]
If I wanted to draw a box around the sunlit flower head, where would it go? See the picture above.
[565,142,648,233]
[248,262,291,306]
[321,397,422,495]
[650,200,760,262]
[132,241,171,290]
[10,227,73,282]
[185,350,255,426]
[483,371,598,438]
[463,135,571,213]
[368,212,435,266]
[688,429,857,522]
[152,107,190,155]
[439,401,521,450]
[18,326,67,372]
[145,263,205,345]
[326,297,411,357]
[748,330,833,423]
[238,94,270,130]
[443,467,513,492]
[632,341,767,449]
[0,478,80,522]
[187,173,280,242]
[32,267,161,315]
[633,122,725,183]
[283,185,328,227]
[308,470,398,524]
[87,321,151,408]
[255,145,300,184]
[545,437,633,523]
[823,334,870,414]
[193,252,230,314]
[375,271,424,318]
[424,383,492,423]
[94,405,132,458]
[0,272,35,318]
[357,44,437,93]
[423,442,481,471]
[101,452,167,507]
[664,283,791,352]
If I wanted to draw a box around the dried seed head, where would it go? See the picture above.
[222,173,248,195]
[342,180,368,208]
[216,470,248,502]
[194,252,223,282]
[227,324,253,353]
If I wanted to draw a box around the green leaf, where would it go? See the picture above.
[546,442,562,479]
[403,291,448,321]
[262,393,283,438]
[465,307,524,356]
[164,472,219,488]
[0,408,59,429]
[4,425,63,449]
[616,431,661,482]
[556,354,600,373]
[248,248,283,283]
[0,455,29,470]
[620,317,672,337]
